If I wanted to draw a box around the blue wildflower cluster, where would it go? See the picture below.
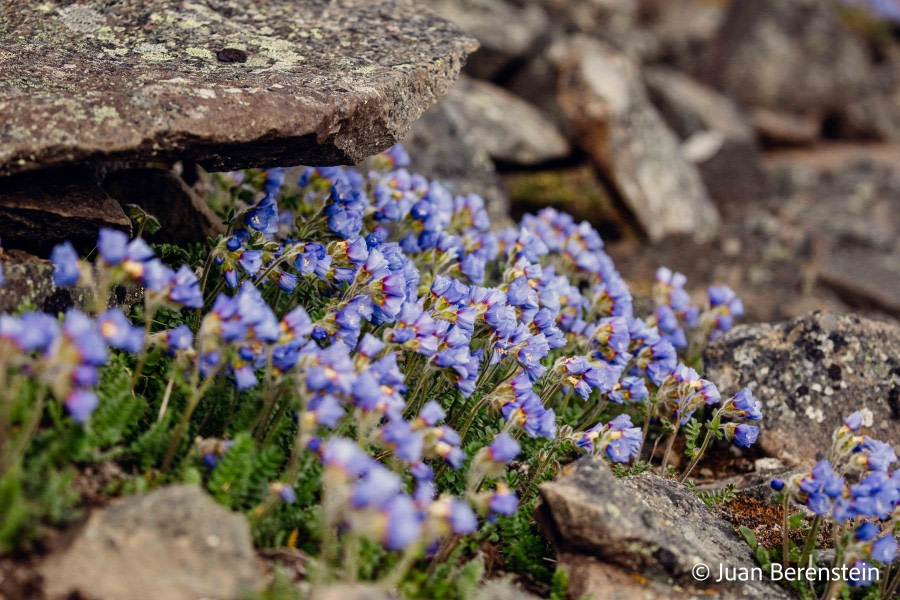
[770,413,899,594]
[0,144,758,584]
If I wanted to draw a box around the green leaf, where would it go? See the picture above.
[756,545,771,568]
[788,512,806,530]
[124,203,162,236]
[739,526,758,550]
[683,418,702,458]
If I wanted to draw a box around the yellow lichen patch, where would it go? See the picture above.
[175,16,207,30]
[92,106,119,123]
[252,37,305,65]
[101,46,129,58]
[186,47,214,60]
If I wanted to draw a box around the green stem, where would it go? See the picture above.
[558,388,573,418]
[343,534,360,582]
[797,515,821,572]
[131,303,158,390]
[659,431,677,476]
[381,542,424,590]
[882,568,900,600]
[678,426,714,483]
[160,373,218,474]
[2,387,46,477]
[520,438,561,502]
[194,248,217,327]
[575,399,607,430]
[638,399,656,459]
[780,493,791,567]
[878,562,891,599]
[458,397,489,443]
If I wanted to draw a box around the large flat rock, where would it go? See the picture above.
[0,0,476,176]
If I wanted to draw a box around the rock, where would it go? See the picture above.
[704,0,871,119]
[550,36,720,242]
[475,578,543,600]
[644,67,764,204]
[450,77,570,166]
[42,485,262,600]
[536,457,792,599]
[819,244,900,316]
[644,68,753,143]
[831,48,900,142]
[402,86,512,225]
[764,144,900,317]
[102,167,225,245]
[429,0,549,80]
[764,144,900,251]
[0,168,131,255]
[530,0,648,57]
[311,584,398,600]
[533,0,638,37]
[640,0,727,75]
[0,1,477,176]
[0,249,142,314]
[704,312,900,465]
[752,108,821,147]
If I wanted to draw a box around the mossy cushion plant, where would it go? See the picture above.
[0,145,895,598]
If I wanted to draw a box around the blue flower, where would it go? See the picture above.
[855,438,898,472]
[98,309,144,353]
[169,265,203,308]
[604,414,642,462]
[352,465,403,508]
[97,228,129,265]
[66,390,99,423]
[725,388,762,420]
[871,534,897,563]
[448,498,477,535]
[726,423,759,448]
[51,241,81,286]
[417,401,446,427]
[246,196,279,236]
[165,324,193,352]
[488,486,518,517]
[384,495,422,550]
[608,376,649,404]
[0,312,59,351]
[488,433,521,464]
[843,411,865,431]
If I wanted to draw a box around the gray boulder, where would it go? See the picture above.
[644,67,763,204]
[42,485,262,600]
[550,36,720,242]
[537,457,792,599]
[704,0,871,122]
[704,312,900,465]
[449,77,570,166]
[429,0,550,80]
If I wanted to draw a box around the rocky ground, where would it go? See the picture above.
[412,0,900,326]
[0,0,898,599]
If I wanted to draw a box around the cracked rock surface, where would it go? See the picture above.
[0,0,476,176]
[704,311,900,465]
[537,457,792,599]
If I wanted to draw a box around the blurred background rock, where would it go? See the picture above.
[409,0,900,323]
